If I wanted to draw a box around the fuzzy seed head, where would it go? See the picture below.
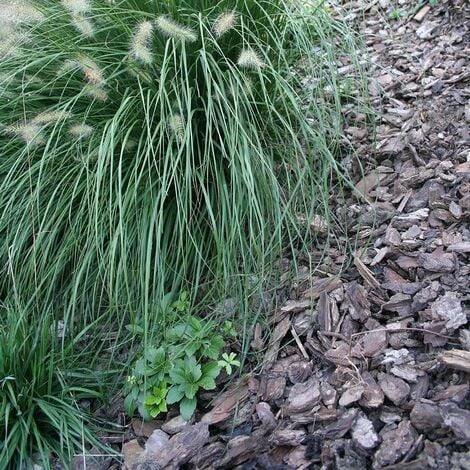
[4,122,44,146]
[0,28,30,58]
[155,16,197,43]
[61,0,91,14]
[130,21,154,64]
[32,110,71,124]
[76,55,104,85]
[83,85,108,102]
[237,48,265,69]
[57,59,78,77]
[0,2,44,25]
[69,123,93,139]
[168,114,185,142]
[71,14,95,38]
[212,11,237,38]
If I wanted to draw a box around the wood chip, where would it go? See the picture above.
[354,256,381,289]
[439,350,470,373]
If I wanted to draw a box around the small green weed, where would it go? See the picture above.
[389,8,408,19]
[124,293,240,421]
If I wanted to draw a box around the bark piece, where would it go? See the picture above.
[433,384,469,403]
[189,442,225,469]
[122,440,144,470]
[131,418,161,438]
[378,373,410,405]
[215,430,269,468]
[439,350,470,373]
[431,292,467,330]
[352,329,388,358]
[359,371,385,409]
[410,402,443,431]
[339,384,365,407]
[285,376,321,414]
[280,299,311,313]
[161,415,186,435]
[351,416,380,450]
[202,380,250,424]
[322,408,359,439]
[262,316,291,370]
[447,242,470,253]
[418,250,455,273]
[141,422,209,469]
[345,281,371,322]
[373,420,418,468]
[413,5,430,21]
[258,374,286,401]
[382,293,413,316]
[440,403,470,441]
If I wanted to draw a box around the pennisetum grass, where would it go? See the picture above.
[0,0,369,464]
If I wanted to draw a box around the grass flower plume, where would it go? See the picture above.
[0,1,44,25]
[155,16,197,42]
[168,113,185,142]
[61,0,91,14]
[237,48,265,69]
[4,122,44,145]
[32,110,71,124]
[212,10,237,38]
[131,21,154,64]
[68,122,93,139]
[71,14,94,37]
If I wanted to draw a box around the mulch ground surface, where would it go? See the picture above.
[74,0,469,468]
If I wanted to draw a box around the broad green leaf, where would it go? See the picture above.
[183,382,199,399]
[202,361,221,380]
[166,386,185,404]
[198,376,216,390]
[185,356,202,381]
[144,396,159,406]
[123,394,136,417]
[180,397,197,421]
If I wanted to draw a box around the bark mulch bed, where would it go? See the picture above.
[73,0,469,468]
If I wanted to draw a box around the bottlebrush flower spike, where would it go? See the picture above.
[61,0,91,14]
[72,14,95,38]
[83,85,108,102]
[32,110,71,124]
[130,21,154,65]
[155,16,197,42]
[76,55,104,85]
[4,122,44,146]
[69,123,93,139]
[168,114,185,142]
[212,11,237,38]
[237,48,265,69]
[0,2,44,25]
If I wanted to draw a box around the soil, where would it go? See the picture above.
[73,0,469,468]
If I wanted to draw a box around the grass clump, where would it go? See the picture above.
[0,0,363,330]
[0,304,104,469]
